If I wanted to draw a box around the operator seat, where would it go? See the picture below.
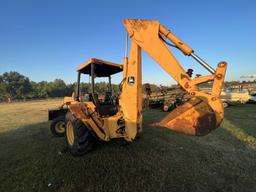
[104,91,112,104]
[90,93,118,117]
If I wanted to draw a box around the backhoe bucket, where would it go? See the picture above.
[152,97,223,136]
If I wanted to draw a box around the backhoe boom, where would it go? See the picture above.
[120,19,227,138]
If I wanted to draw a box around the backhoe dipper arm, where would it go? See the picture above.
[159,25,216,74]
[120,19,227,139]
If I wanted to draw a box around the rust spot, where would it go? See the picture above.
[195,112,216,135]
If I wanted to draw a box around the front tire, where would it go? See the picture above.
[223,102,229,108]
[65,112,95,156]
[50,116,65,137]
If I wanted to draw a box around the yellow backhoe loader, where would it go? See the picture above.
[48,19,227,156]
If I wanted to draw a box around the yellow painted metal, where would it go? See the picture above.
[68,102,108,141]
[119,41,143,141]
[66,121,74,146]
[67,101,125,141]
[62,94,77,107]
[123,19,227,136]
[103,113,125,139]
[159,25,193,55]
[188,75,215,87]
[123,19,193,91]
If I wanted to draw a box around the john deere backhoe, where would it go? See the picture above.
[49,19,227,156]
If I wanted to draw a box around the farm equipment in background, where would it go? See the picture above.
[144,69,197,112]
[144,68,195,112]
[221,89,256,107]
[49,19,227,156]
[144,87,190,112]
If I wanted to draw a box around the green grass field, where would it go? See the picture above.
[0,100,255,192]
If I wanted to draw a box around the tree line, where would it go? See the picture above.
[0,71,118,102]
[1,71,234,103]
[0,71,163,102]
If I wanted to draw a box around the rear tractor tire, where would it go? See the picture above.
[50,116,65,137]
[65,112,95,156]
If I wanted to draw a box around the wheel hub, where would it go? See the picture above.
[66,121,74,146]
[55,121,65,133]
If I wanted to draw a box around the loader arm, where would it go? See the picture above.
[120,19,227,140]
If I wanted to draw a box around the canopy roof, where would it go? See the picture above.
[76,58,123,77]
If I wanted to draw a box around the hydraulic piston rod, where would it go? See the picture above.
[191,52,216,74]
[159,24,216,74]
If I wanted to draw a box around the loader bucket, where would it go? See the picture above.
[152,97,223,136]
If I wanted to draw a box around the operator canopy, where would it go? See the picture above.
[77,58,123,77]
